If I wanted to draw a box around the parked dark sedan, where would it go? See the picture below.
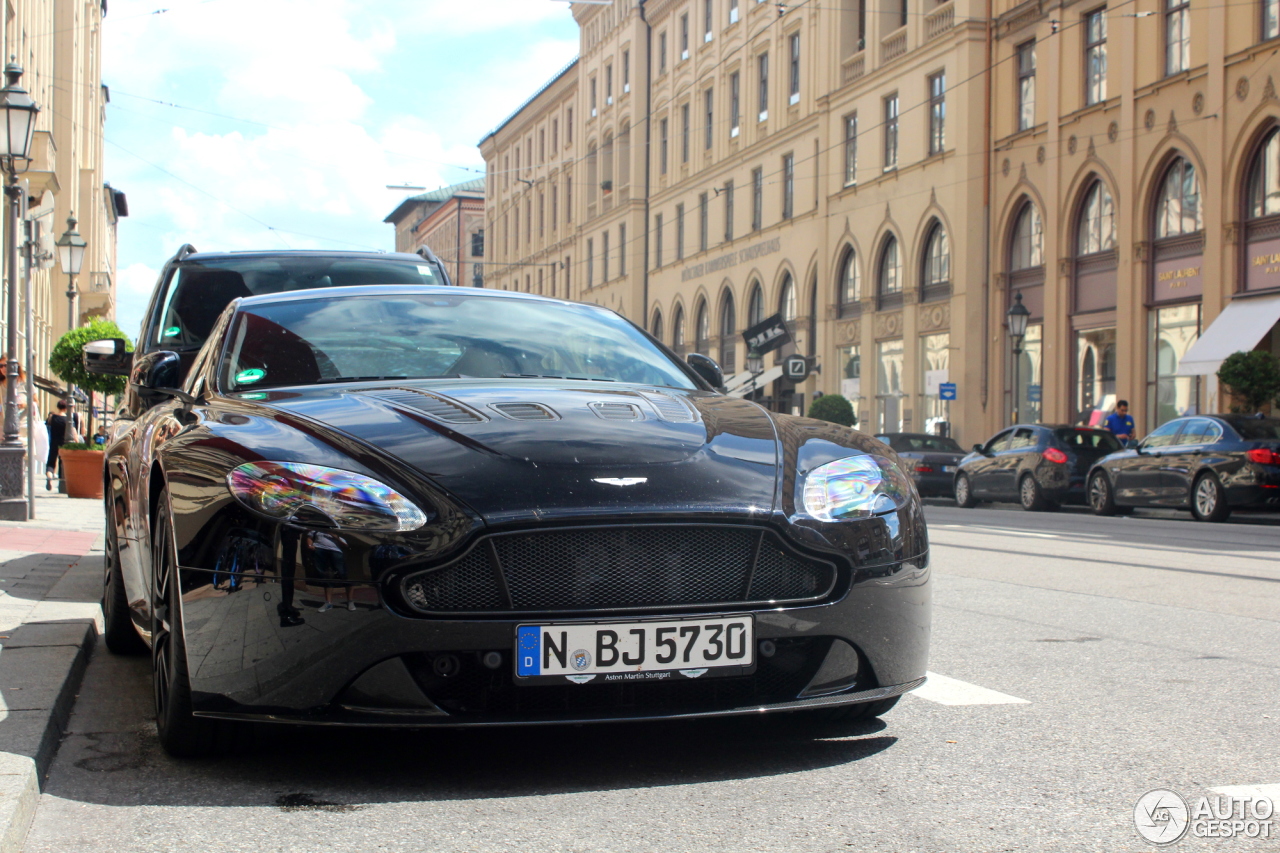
[954,424,1123,511]
[874,433,966,498]
[85,286,930,756]
[1087,415,1280,522]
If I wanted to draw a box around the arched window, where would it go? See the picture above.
[651,308,663,343]
[719,290,737,372]
[1077,180,1117,256]
[778,274,796,321]
[1155,158,1202,238]
[1247,127,1280,219]
[747,281,764,327]
[1244,126,1280,294]
[1010,203,1044,272]
[920,221,950,301]
[838,247,860,317]
[673,304,686,353]
[877,235,902,310]
[695,299,710,354]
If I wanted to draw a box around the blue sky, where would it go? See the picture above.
[102,0,579,339]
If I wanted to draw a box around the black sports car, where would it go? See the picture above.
[1086,414,1280,521]
[953,423,1123,510]
[87,286,930,756]
[873,433,965,498]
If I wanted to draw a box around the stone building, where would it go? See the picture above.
[480,0,1280,445]
[384,178,486,287]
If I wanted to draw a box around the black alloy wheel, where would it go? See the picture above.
[103,504,146,655]
[954,473,978,508]
[1019,474,1049,512]
[1190,473,1232,523]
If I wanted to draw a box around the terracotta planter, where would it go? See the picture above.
[59,448,105,500]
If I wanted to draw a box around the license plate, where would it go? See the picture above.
[515,615,754,685]
[943,465,956,473]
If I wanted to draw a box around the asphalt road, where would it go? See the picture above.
[22,504,1280,852]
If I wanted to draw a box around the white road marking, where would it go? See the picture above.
[1209,783,1280,803]
[911,672,1031,706]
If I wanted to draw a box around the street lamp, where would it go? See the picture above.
[56,215,86,436]
[1,63,39,521]
[1007,291,1031,425]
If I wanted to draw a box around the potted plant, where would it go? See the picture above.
[57,442,104,499]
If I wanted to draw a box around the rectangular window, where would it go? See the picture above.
[920,332,951,434]
[566,173,573,222]
[539,129,545,163]
[698,193,709,251]
[724,181,735,242]
[883,94,899,170]
[789,33,801,104]
[876,339,905,433]
[1017,41,1036,131]
[602,230,610,281]
[660,32,668,72]
[619,224,627,276]
[471,230,484,257]
[1266,0,1280,40]
[705,87,714,150]
[843,114,857,186]
[591,76,598,117]
[730,0,739,24]
[660,118,669,174]
[623,51,631,92]
[606,64,613,104]
[730,71,741,136]
[655,214,664,268]
[513,208,520,251]
[587,238,594,286]
[1148,304,1201,428]
[838,345,861,406]
[1085,8,1107,106]
[705,0,713,40]
[682,103,691,162]
[525,198,532,243]
[676,203,685,259]
[752,167,763,231]
[503,155,509,188]
[1165,0,1190,75]
[758,52,769,120]
[681,14,690,59]
[782,154,794,220]
[567,108,574,143]
[928,72,946,156]
[538,192,545,237]
[551,186,558,228]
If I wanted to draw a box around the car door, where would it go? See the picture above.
[993,427,1039,499]
[1158,418,1222,506]
[969,430,1013,496]
[1113,420,1183,504]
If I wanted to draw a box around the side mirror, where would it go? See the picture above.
[129,350,195,405]
[686,352,724,390]
[972,443,986,455]
[83,338,132,377]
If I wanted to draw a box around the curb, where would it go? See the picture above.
[0,620,97,853]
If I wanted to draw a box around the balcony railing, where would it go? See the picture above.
[841,51,866,85]
[925,2,955,41]
[881,28,907,63]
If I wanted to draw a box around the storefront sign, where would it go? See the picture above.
[1247,237,1280,292]
[742,312,792,354]
[680,237,782,282]
[1153,255,1204,302]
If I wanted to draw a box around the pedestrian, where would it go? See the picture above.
[0,356,48,485]
[304,529,352,611]
[93,424,108,446]
[1104,399,1137,448]
[44,400,81,490]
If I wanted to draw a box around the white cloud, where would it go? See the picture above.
[115,262,161,341]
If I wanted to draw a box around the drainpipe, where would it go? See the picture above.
[980,0,993,414]
[640,0,652,328]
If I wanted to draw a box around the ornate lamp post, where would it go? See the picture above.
[0,63,40,521]
[1007,291,1031,425]
[56,214,86,410]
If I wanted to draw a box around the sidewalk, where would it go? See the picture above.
[0,494,105,853]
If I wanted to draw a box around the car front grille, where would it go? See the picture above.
[400,525,839,616]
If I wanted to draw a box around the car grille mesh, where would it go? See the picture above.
[400,526,838,616]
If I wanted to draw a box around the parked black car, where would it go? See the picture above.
[1086,415,1280,522]
[87,246,451,420]
[954,424,1123,511]
[874,433,966,498]
[86,286,930,756]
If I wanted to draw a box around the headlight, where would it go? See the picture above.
[227,461,429,531]
[801,455,912,521]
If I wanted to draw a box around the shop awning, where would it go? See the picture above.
[1177,293,1280,376]
[725,366,783,397]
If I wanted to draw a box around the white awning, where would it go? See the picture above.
[725,365,783,397]
[1177,293,1280,376]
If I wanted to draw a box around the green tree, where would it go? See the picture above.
[807,393,857,427]
[1216,350,1280,414]
[48,319,134,397]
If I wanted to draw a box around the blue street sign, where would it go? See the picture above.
[1027,384,1042,403]
[939,382,957,401]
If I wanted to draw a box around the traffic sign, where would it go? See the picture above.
[939,382,957,401]
[1027,384,1042,403]
[783,354,811,383]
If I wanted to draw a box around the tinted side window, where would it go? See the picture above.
[1054,428,1122,451]
[1230,418,1280,440]
[1143,420,1183,449]
[1008,428,1038,450]
[986,430,1014,453]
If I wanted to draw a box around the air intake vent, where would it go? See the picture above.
[363,388,487,423]
[490,402,558,421]
[638,391,696,423]
[590,401,642,421]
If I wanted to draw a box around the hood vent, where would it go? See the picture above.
[364,388,488,424]
[638,390,696,423]
[490,402,559,421]
[589,401,642,421]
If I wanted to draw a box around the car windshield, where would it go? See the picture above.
[886,435,962,453]
[1229,418,1280,440]
[154,257,441,352]
[1054,428,1123,451]
[220,292,698,392]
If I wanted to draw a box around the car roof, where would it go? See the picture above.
[180,250,429,263]
[234,284,570,309]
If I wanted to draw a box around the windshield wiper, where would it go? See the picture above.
[501,373,616,381]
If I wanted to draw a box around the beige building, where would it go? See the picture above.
[0,0,123,411]
[482,0,1280,446]
[384,178,486,287]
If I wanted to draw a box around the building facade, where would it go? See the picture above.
[384,178,486,287]
[481,0,1280,447]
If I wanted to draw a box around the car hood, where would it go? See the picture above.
[252,381,783,524]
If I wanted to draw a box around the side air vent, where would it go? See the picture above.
[364,388,487,424]
[489,402,558,421]
[589,401,642,421]
[638,390,696,423]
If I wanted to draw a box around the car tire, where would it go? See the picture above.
[1190,473,1232,523]
[1019,474,1049,511]
[954,474,978,508]
[152,488,242,758]
[103,506,146,655]
[1088,471,1123,517]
